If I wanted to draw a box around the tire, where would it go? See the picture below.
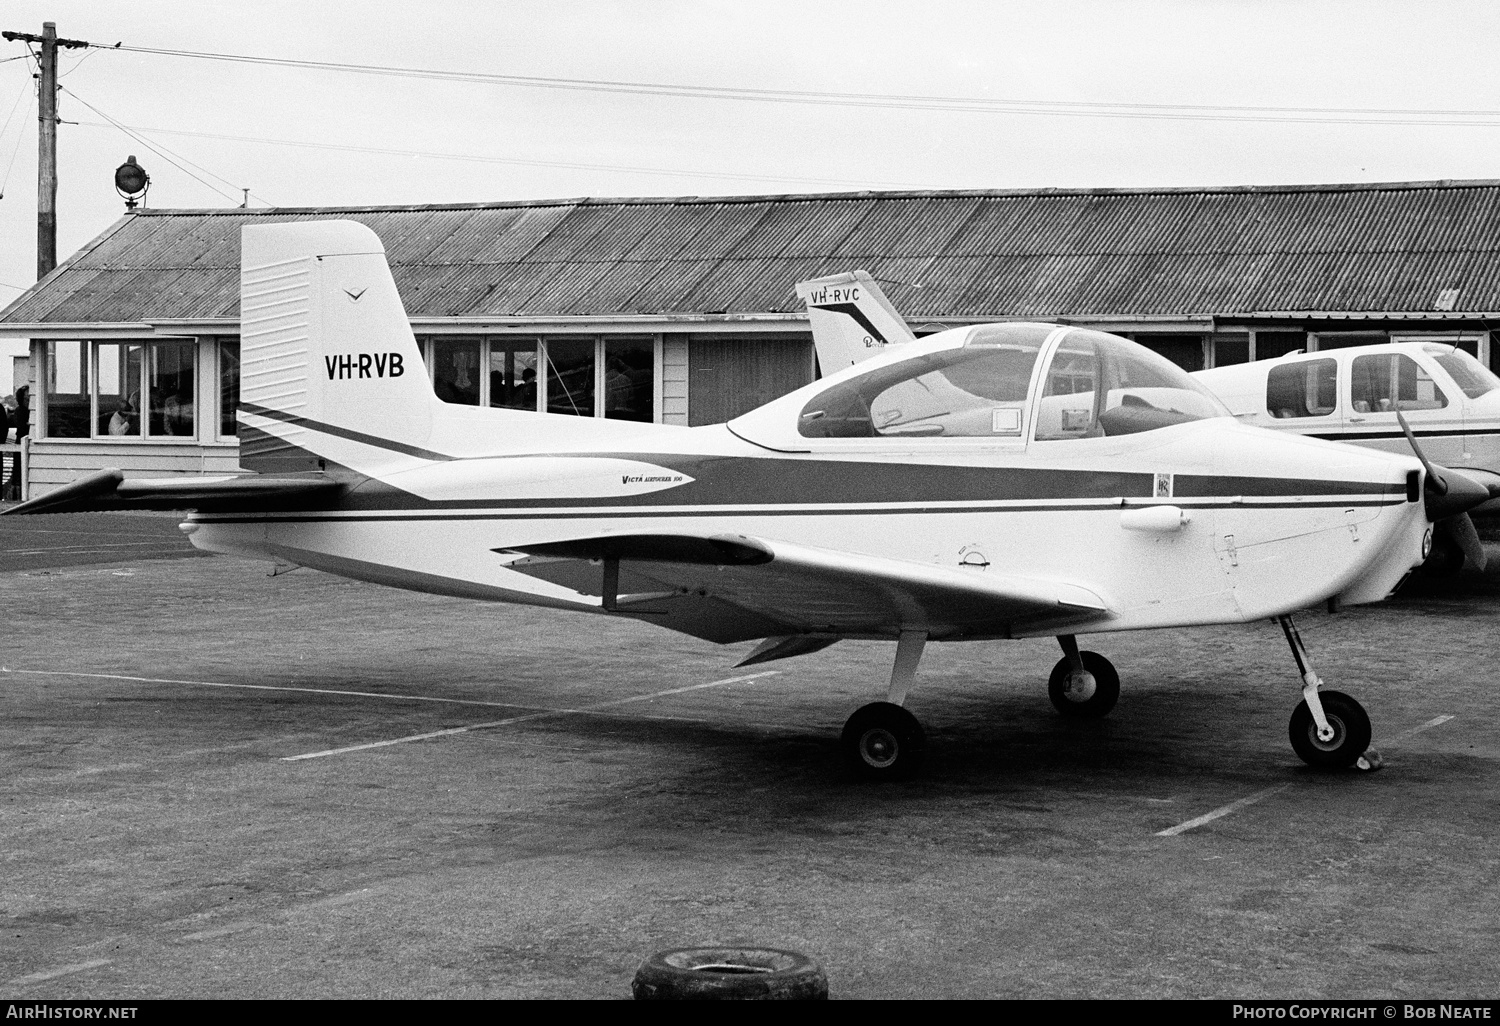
[631,947,829,1000]
[1288,690,1372,770]
[840,701,925,780]
[1047,651,1120,718]
[1420,530,1465,577]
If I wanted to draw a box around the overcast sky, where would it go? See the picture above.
[2,0,1499,318]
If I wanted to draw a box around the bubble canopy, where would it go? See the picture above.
[790,324,1228,442]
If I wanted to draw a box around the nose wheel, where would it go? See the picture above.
[1277,615,1374,770]
[1288,689,1372,769]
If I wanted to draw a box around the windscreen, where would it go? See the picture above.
[1427,345,1500,400]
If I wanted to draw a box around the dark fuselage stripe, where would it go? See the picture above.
[193,496,1404,526]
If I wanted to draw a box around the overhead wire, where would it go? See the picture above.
[96,42,1500,128]
[0,65,35,200]
[59,85,271,206]
[70,119,932,190]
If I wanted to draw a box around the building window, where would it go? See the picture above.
[1316,331,1388,352]
[545,338,596,416]
[490,340,538,411]
[1131,334,1205,372]
[1254,331,1306,361]
[149,340,195,436]
[44,339,198,440]
[432,338,482,405]
[219,340,240,437]
[604,338,654,422]
[44,340,89,438]
[419,336,658,420]
[1212,333,1250,367]
[98,342,143,436]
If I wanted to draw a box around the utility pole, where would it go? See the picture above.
[2,22,89,279]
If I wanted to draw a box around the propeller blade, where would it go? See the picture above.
[1395,411,1491,522]
[1443,512,1489,573]
[1395,411,1446,495]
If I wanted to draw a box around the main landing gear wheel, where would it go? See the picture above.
[1288,690,1371,769]
[842,701,925,780]
[1047,651,1120,719]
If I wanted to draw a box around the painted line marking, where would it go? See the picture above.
[1385,714,1454,744]
[179,922,262,943]
[7,958,112,985]
[1155,784,1292,837]
[1156,715,1455,837]
[176,889,376,943]
[0,667,561,711]
[3,540,179,554]
[282,670,781,762]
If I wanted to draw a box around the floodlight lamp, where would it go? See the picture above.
[114,155,150,210]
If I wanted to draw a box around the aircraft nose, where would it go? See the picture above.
[1424,465,1491,522]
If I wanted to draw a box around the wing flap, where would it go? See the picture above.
[499,531,1112,643]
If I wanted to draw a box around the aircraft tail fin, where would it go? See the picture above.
[795,270,916,373]
[238,220,435,474]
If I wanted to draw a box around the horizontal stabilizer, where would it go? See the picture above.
[3,472,342,515]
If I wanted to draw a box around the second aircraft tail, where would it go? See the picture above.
[795,270,916,373]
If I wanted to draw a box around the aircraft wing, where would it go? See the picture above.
[498,532,1112,644]
[0,469,343,515]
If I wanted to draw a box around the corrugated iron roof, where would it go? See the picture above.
[7,180,1500,327]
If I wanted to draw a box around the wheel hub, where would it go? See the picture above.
[1308,714,1346,752]
[1065,671,1097,702]
[859,727,900,768]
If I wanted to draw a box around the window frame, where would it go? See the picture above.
[419,335,662,422]
[40,338,206,443]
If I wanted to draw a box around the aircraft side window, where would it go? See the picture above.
[1265,359,1335,418]
[1350,354,1448,413]
[1035,337,1103,440]
[798,344,1040,439]
[1034,329,1225,440]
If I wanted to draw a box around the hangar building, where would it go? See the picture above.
[3,179,1499,499]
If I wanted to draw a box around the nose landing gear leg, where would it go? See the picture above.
[1277,614,1375,770]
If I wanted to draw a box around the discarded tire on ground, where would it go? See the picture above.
[631,947,828,1000]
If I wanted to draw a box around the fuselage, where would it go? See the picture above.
[186,325,1433,643]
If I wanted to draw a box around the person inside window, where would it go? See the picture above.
[108,393,138,436]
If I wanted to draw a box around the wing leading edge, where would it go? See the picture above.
[498,531,1112,645]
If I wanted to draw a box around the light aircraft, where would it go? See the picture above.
[1195,344,1500,573]
[7,222,1489,779]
